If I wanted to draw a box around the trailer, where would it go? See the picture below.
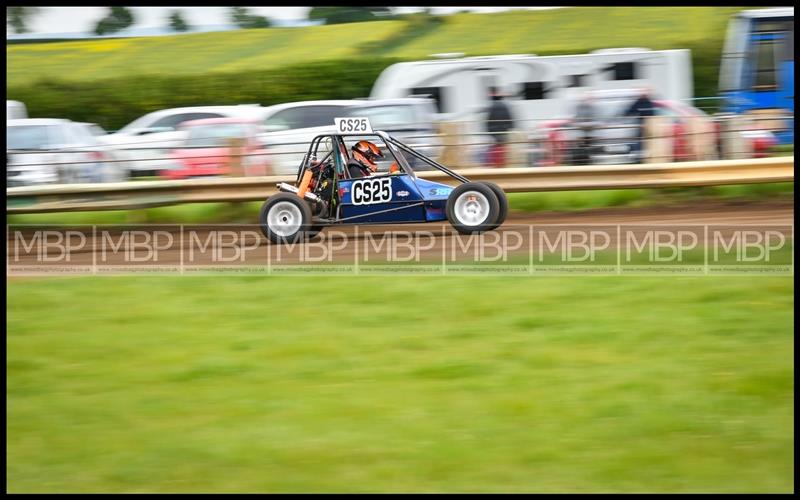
[369,48,693,131]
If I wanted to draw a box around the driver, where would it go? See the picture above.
[347,140,383,178]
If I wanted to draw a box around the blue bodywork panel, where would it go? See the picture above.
[721,21,794,144]
[337,174,454,224]
[412,177,453,221]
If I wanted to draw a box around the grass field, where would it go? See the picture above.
[7,275,794,492]
[7,7,741,87]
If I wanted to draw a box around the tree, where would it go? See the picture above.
[308,7,394,25]
[6,7,41,34]
[93,7,136,36]
[229,7,271,29]
[168,10,189,32]
[230,6,249,26]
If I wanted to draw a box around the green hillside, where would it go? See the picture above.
[8,8,742,88]
[6,20,406,86]
[379,7,742,58]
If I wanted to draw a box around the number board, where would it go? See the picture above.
[351,177,392,205]
[335,117,373,134]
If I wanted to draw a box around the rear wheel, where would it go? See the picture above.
[480,182,508,230]
[307,225,324,240]
[259,193,313,244]
[446,182,501,234]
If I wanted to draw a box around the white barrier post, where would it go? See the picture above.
[644,116,673,163]
[508,129,526,168]
[719,114,753,160]
[437,121,466,169]
[227,137,245,177]
[685,115,717,161]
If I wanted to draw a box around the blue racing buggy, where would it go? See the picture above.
[259,124,508,244]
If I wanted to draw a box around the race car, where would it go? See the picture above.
[258,118,508,244]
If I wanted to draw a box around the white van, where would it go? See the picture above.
[369,49,693,132]
[7,100,28,120]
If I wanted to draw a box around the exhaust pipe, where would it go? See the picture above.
[277,182,321,203]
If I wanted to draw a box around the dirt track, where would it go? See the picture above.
[7,197,794,273]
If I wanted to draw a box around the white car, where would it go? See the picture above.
[100,105,267,177]
[257,100,362,174]
[76,121,110,139]
[7,100,27,120]
[7,118,126,186]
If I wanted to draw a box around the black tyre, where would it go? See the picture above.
[480,182,508,230]
[259,193,313,244]
[446,182,501,234]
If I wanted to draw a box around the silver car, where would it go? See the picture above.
[7,118,126,187]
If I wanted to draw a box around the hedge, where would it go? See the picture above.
[7,57,404,131]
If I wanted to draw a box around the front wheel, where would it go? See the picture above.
[259,193,313,244]
[446,182,501,235]
[479,182,508,230]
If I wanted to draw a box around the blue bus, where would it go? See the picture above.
[719,8,794,144]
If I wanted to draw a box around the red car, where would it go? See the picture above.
[165,118,270,180]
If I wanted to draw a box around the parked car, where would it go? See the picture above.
[100,105,266,177]
[7,118,125,187]
[164,118,270,180]
[533,94,776,166]
[7,100,27,120]
[257,100,362,174]
[342,97,443,169]
[76,122,109,138]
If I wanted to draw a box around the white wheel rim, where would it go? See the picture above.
[268,201,303,237]
[454,190,490,226]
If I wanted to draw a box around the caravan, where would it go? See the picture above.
[369,49,693,132]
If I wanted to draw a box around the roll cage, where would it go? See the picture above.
[294,131,469,185]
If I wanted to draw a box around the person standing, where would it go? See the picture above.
[623,87,657,160]
[485,87,515,167]
[573,92,598,165]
